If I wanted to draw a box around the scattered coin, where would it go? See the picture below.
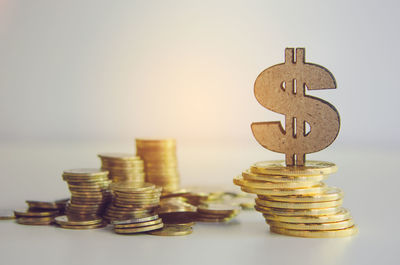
[114,222,164,234]
[148,224,192,236]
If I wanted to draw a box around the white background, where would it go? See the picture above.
[0,1,399,265]
[0,0,399,145]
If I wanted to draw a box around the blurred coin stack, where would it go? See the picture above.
[98,153,145,184]
[196,203,241,223]
[136,139,180,193]
[234,161,358,238]
[14,200,64,225]
[60,168,110,229]
[104,182,164,234]
[112,214,164,235]
[156,197,197,236]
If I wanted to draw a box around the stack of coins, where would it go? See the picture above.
[158,197,197,221]
[156,197,197,236]
[98,153,145,184]
[136,139,180,193]
[104,182,162,227]
[55,215,106,229]
[61,168,111,228]
[195,203,241,223]
[234,160,358,238]
[113,215,164,234]
[14,200,64,225]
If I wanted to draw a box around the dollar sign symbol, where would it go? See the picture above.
[251,48,340,166]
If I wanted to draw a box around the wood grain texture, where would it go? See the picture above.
[252,48,340,166]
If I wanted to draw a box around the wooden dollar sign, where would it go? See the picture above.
[251,48,340,166]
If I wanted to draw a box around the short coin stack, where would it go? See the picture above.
[156,197,197,235]
[112,215,164,234]
[104,182,163,234]
[14,201,63,225]
[136,139,180,193]
[60,168,111,229]
[196,203,241,223]
[98,153,145,184]
[234,160,358,238]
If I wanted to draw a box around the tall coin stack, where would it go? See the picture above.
[104,182,164,234]
[59,168,110,229]
[98,153,145,184]
[234,161,358,238]
[136,139,180,193]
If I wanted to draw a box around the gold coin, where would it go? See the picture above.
[98,153,140,161]
[159,212,197,224]
[111,215,159,224]
[113,203,159,209]
[234,175,320,189]
[255,198,343,209]
[270,225,358,238]
[255,205,341,216]
[63,168,109,177]
[196,216,234,222]
[168,222,195,227]
[263,208,352,223]
[113,191,161,197]
[104,212,153,220]
[114,185,162,193]
[69,192,106,198]
[114,218,162,228]
[251,161,337,176]
[68,184,106,189]
[242,169,327,183]
[241,184,326,196]
[70,199,108,204]
[114,222,164,234]
[259,186,344,203]
[54,215,103,226]
[66,181,111,187]
[268,218,354,230]
[197,203,241,215]
[59,222,107,230]
[136,138,176,144]
[66,213,100,219]
[26,201,62,210]
[108,169,145,175]
[14,209,59,217]
[110,182,155,192]
[63,176,110,182]
[148,225,192,236]
[16,217,54,225]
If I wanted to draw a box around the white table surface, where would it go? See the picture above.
[0,141,398,265]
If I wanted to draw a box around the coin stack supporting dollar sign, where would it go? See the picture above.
[234,161,357,238]
[135,139,180,193]
[98,153,145,183]
[103,182,164,234]
[58,168,110,229]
